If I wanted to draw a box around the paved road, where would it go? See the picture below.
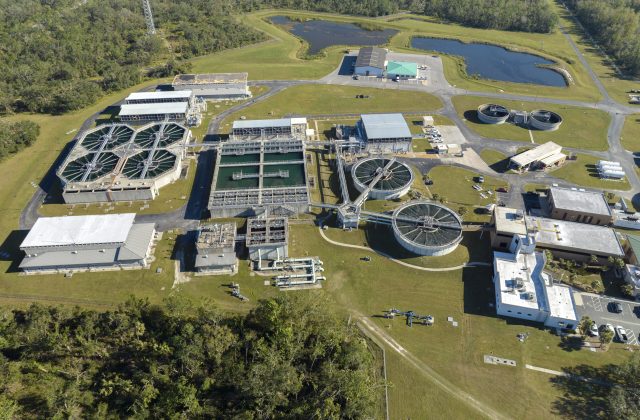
[19,39,640,231]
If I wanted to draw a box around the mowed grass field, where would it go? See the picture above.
[218,84,442,133]
[551,153,631,191]
[288,224,631,419]
[428,165,508,222]
[621,114,640,152]
[452,95,611,151]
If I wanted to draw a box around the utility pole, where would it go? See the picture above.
[142,0,156,35]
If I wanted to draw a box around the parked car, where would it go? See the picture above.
[634,306,640,318]
[496,187,508,193]
[609,302,623,313]
[600,323,615,334]
[476,176,485,183]
[589,321,599,337]
[615,326,629,343]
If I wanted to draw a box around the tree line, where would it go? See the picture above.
[565,0,640,76]
[0,120,40,162]
[420,0,558,33]
[0,294,381,418]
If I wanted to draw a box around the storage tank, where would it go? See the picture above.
[529,110,563,131]
[477,104,510,124]
[391,201,463,257]
[351,157,414,200]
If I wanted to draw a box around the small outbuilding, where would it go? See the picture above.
[510,141,566,172]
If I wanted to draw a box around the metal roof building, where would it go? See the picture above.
[124,91,194,104]
[510,142,566,172]
[171,73,250,100]
[20,214,156,274]
[547,187,612,225]
[358,113,412,153]
[119,102,189,123]
[386,61,418,79]
[354,47,387,77]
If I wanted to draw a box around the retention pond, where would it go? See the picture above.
[411,37,567,87]
[270,15,397,55]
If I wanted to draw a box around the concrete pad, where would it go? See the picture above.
[437,125,467,145]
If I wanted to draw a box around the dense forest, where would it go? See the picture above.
[565,0,640,76]
[0,294,381,418]
[0,0,268,115]
[0,121,40,162]
[421,0,558,33]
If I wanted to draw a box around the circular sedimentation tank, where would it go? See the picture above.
[351,157,414,200]
[477,104,510,124]
[529,109,563,131]
[392,201,463,257]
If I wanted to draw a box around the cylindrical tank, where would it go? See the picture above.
[477,104,510,124]
[351,157,414,200]
[529,110,563,131]
[391,201,463,257]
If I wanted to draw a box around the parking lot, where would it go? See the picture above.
[575,292,640,345]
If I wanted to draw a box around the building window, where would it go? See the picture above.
[517,312,522,315]
[507,310,512,313]
[500,242,507,248]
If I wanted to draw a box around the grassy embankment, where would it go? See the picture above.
[452,95,611,151]
[551,0,640,106]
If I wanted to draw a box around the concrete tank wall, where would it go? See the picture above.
[529,110,563,131]
[477,104,510,124]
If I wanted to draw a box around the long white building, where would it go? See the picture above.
[20,214,156,274]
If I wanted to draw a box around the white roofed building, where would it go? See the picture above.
[119,102,189,123]
[124,91,194,105]
[493,235,578,330]
[172,73,250,100]
[510,142,566,172]
[20,214,156,274]
[547,187,612,225]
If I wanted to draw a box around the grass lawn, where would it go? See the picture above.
[287,224,630,419]
[621,114,640,152]
[428,165,508,222]
[551,1,640,106]
[387,14,601,102]
[218,84,442,134]
[480,148,510,173]
[452,96,610,151]
[551,154,631,191]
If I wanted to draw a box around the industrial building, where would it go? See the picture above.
[386,61,418,80]
[493,235,577,330]
[490,207,624,262]
[208,137,309,217]
[119,102,190,123]
[231,118,308,140]
[547,187,612,225]
[58,122,190,203]
[357,113,412,153]
[124,90,195,105]
[510,141,566,172]
[194,223,238,275]
[19,214,156,274]
[172,73,251,100]
[354,47,387,77]
[246,216,288,261]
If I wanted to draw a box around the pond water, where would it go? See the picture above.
[411,37,567,87]
[270,15,397,55]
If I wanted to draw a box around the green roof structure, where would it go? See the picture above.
[627,234,640,260]
[386,61,418,77]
